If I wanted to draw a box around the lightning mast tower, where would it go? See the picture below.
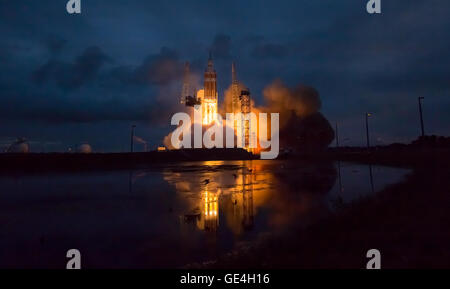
[230,62,253,150]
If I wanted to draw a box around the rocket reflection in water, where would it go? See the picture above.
[162,161,263,234]
[185,162,256,233]
[161,160,340,240]
[202,190,219,231]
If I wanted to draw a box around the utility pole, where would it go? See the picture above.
[130,124,136,153]
[365,113,372,149]
[418,96,425,137]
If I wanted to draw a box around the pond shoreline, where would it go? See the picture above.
[1,147,449,173]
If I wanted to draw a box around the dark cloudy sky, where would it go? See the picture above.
[0,0,449,152]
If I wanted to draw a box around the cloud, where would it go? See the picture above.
[131,47,182,85]
[0,86,173,125]
[44,35,67,54]
[32,46,111,90]
[2,44,186,125]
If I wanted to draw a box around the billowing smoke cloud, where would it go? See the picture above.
[261,80,321,127]
[280,111,335,150]
[219,82,249,115]
[259,80,334,150]
[221,79,323,126]
[221,79,333,151]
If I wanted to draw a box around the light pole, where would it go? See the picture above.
[418,97,425,137]
[130,124,136,153]
[365,113,372,149]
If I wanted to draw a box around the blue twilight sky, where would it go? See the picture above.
[0,0,449,152]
